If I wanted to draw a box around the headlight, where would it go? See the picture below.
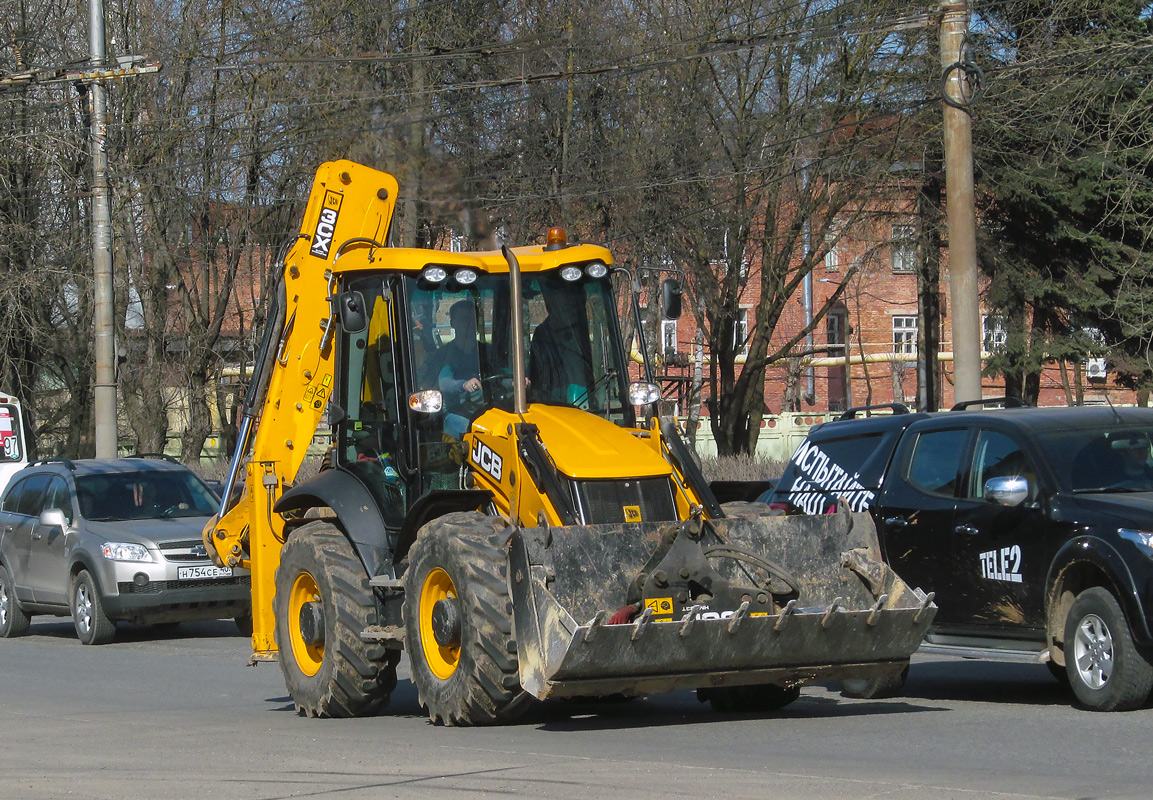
[585,261,608,279]
[102,542,152,562]
[560,265,583,282]
[1119,529,1153,556]
[628,381,661,405]
[454,268,478,285]
[420,266,448,283]
[409,389,444,413]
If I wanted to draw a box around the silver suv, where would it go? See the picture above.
[0,457,250,644]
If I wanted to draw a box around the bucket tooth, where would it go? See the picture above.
[727,600,750,634]
[915,591,936,624]
[678,604,705,638]
[866,594,889,627]
[631,607,654,641]
[773,599,797,632]
[821,597,844,629]
[583,610,607,643]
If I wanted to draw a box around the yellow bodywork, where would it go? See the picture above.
[204,159,704,658]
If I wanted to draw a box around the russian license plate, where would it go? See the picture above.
[178,565,233,581]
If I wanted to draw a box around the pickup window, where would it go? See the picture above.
[906,428,967,496]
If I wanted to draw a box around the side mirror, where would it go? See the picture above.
[39,508,68,528]
[661,278,682,320]
[336,290,368,333]
[985,475,1029,507]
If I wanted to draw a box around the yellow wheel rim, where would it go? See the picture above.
[419,567,460,680]
[288,571,324,677]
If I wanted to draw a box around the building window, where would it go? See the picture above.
[891,225,917,273]
[893,315,917,355]
[661,319,678,355]
[982,315,1006,353]
[824,234,839,272]
[734,309,749,355]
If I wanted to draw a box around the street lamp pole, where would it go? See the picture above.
[940,0,983,406]
[89,0,117,457]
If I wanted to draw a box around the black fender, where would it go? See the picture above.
[1046,534,1152,649]
[274,469,393,579]
[393,489,493,565]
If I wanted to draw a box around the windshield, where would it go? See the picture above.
[404,270,634,425]
[1038,423,1153,493]
[76,471,218,521]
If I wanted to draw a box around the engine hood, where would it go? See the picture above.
[84,516,213,546]
[518,405,672,480]
[1065,492,1153,527]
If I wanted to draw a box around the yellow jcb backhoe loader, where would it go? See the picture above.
[204,160,936,724]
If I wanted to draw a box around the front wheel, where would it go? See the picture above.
[274,521,399,718]
[0,564,30,637]
[403,512,526,726]
[72,570,116,645]
[1064,587,1153,711]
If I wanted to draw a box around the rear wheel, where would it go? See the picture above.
[274,521,399,718]
[403,512,526,726]
[72,570,116,645]
[0,564,30,637]
[1064,587,1153,711]
[699,683,801,712]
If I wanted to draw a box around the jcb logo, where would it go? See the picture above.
[470,440,503,482]
[309,191,343,259]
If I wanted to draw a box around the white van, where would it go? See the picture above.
[0,392,28,497]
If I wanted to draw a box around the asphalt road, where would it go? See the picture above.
[0,618,1149,800]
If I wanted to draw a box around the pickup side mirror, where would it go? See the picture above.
[39,508,68,528]
[985,476,1029,507]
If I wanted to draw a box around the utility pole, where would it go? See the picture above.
[89,0,117,457]
[940,0,983,405]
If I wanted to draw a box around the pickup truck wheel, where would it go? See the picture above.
[274,521,399,718]
[841,665,909,699]
[0,565,30,637]
[1064,587,1153,711]
[403,512,527,726]
[72,570,116,645]
[699,683,800,712]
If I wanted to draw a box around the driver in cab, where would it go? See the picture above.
[438,299,483,439]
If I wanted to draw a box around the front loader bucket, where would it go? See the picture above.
[508,511,935,700]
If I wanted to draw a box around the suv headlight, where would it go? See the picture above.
[101,542,152,562]
[1118,529,1153,557]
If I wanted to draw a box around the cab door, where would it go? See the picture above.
[949,428,1051,635]
[27,476,73,605]
[877,426,970,626]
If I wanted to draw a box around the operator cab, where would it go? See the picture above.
[330,260,636,522]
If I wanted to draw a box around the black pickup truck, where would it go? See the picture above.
[762,402,1153,711]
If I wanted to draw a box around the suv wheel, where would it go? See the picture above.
[72,570,116,645]
[0,564,31,637]
[1064,587,1153,711]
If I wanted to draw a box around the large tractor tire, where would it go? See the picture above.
[403,511,527,726]
[274,521,400,718]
